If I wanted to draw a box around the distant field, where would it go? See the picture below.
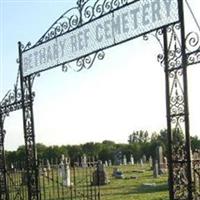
[100,164,169,200]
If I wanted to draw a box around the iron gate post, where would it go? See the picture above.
[18,41,40,200]
[178,0,193,199]
[163,27,174,200]
[164,0,193,199]
[0,114,8,200]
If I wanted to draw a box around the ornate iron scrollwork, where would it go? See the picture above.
[34,0,128,45]
[162,23,193,200]
[62,50,105,72]
[20,76,39,200]
[18,41,40,200]
[21,0,134,76]
[185,31,200,65]
[143,11,199,197]
[0,87,22,116]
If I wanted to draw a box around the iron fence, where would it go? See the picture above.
[6,160,101,200]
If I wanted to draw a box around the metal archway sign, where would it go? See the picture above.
[21,0,179,77]
[1,0,200,200]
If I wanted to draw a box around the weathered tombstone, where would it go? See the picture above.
[163,157,168,169]
[193,151,198,160]
[92,161,109,185]
[11,163,14,170]
[142,155,147,163]
[61,154,65,161]
[156,146,164,174]
[123,155,127,165]
[112,168,124,179]
[63,163,71,186]
[153,160,159,178]
[114,151,122,165]
[140,159,144,167]
[43,167,47,177]
[91,156,95,166]
[104,160,108,167]
[47,159,51,171]
[59,157,71,187]
[81,154,87,168]
[149,156,153,168]
[108,160,112,166]
[130,155,134,165]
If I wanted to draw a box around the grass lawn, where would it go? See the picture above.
[100,164,169,200]
[8,164,169,200]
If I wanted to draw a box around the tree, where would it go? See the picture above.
[128,130,149,144]
[67,145,83,163]
[82,142,102,158]
[191,136,200,151]
[36,143,47,159]
[16,145,26,161]
[98,141,116,162]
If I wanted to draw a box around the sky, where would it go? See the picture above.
[1,0,200,151]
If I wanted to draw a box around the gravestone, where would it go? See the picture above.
[156,146,164,174]
[153,160,159,178]
[104,160,108,167]
[140,159,144,167]
[130,155,134,165]
[47,159,51,171]
[92,161,109,185]
[59,157,71,187]
[11,163,14,170]
[81,154,87,168]
[123,155,127,165]
[149,156,153,168]
[114,151,122,165]
[193,151,198,160]
[142,155,147,163]
[112,168,124,179]
[163,157,168,169]
[108,160,112,166]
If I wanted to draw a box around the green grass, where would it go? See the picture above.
[100,164,169,200]
[7,164,169,200]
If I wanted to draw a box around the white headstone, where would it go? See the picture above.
[140,159,144,167]
[81,154,87,168]
[163,157,168,169]
[59,158,71,187]
[153,160,159,178]
[104,160,108,167]
[149,156,153,167]
[142,155,147,163]
[123,155,127,165]
[130,155,134,165]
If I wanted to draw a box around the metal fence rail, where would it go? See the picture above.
[6,160,101,200]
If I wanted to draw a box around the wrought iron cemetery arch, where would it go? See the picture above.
[1,0,200,199]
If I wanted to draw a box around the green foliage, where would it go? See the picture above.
[5,129,200,165]
[191,136,200,150]
[128,130,149,144]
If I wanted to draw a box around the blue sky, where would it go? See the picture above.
[1,0,200,150]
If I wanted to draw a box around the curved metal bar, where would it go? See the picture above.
[21,0,128,50]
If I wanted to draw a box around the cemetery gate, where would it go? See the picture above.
[1,0,200,200]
